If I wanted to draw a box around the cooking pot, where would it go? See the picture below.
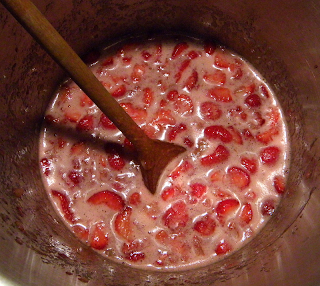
[1,0,320,285]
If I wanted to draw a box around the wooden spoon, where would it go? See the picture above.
[1,0,186,194]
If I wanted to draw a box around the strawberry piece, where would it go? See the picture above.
[215,240,232,255]
[167,123,187,141]
[183,137,194,148]
[216,199,240,218]
[122,57,132,65]
[167,90,179,101]
[44,114,60,125]
[76,115,94,132]
[162,201,189,231]
[245,93,261,107]
[120,102,147,124]
[108,153,126,171]
[273,175,285,194]
[142,87,154,106]
[214,52,232,68]
[169,160,193,179]
[101,57,114,67]
[67,170,83,186]
[141,50,152,61]
[100,113,117,130]
[187,50,199,59]
[200,145,230,166]
[87,190,125,211]
[260,146,281,165]
[184,70,198,91]
[90,223,108,250]
[40,157,51,176]
[242,128,254,140]
[171,42,189,59]
[210,170,222,182]
[252,112,266,127]
[194,216,216,236]
[51,190,75,223]
[129,192,141,206]
[65,111,81,123]
[80,93,94,107]
[240,203,253,224]
[72,224,89,241]
[125,252,146,262]
[261,199,275,216]
[155,229,169,244]
[256,126,279,144]
[175,59,191,82]
[204,125,233,143]
[227,167,251,189]
[152,109,176,125]
[203,70,226,85]
[122,240,144,255]
[190,183,207,198]
[240,156,258,174]
[111,85,126,98]
[207,87,232,102]
[114,206,133,241]
[161,186,176,201]
[227,126,243,145]
[193,235,205,256]
[204,43,216,55]
[260,84,270,98]
[131,64,146,82]
[267,107,281,125]
[174,94,194,115]
[70,141,85,155]
[200,101,222,121]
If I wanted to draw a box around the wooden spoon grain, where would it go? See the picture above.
[1,0,186,194]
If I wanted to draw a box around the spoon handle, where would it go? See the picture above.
[1,0,151,151]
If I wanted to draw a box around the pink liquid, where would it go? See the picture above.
[39,36,289,270]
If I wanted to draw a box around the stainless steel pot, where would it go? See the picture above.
[1,0,320,285]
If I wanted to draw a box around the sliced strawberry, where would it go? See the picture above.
[228,105,247,121]
[245,93,261,108]
[76,115,94,132]
[174,94,194,115]
[215,240,232,255]
[194,216,216,236]
[260,146,281,165]
[214,51,233,68]
[90,223,108,250]
[122,240,144,255]
[40,157,51,176]
[80,93,94,107]
[273,175,285,194]
[261,199,275,216]
[162,201,189,231]
[227,167,250,189]
[260,84,270,98]
[120,102,147,124]
[111,85,126,98]
[200,101,222,121]
[242,128,254,140]
[155,229,169,244]
[204,42,216,55]
[200,145,230,166]
[72,224,89,241]
[203,70,226,85]
[240,156,258,174]
[167,123,187,141]
[108,153,126,171]
[51,190,75,223]
[171,42,189,59]
[239,203,253,224]
[169,160,193,179]
[267,107,281,125]
[100,113,117,130]
[216,199,240,218]
[142,87,154,106]
[184,70,198,91]
[67,170,83,186]
[227,126,243,145]
[101,57,114,67]
[167,90,179,101]
[131,63,146,82]
[256,126,279,144]
[210,170,222,182]
[161,186,176,201]
[175,59,191,82]
[207,87,232,102]
[183,137,194,148]
[141,50,152,61]
[190,183,207,198]
[129,192,141,206]
[204,125,233,143]
[187,50,200,59]
[152,109,176,125]
[87,190,125,211]
[70,141,85,155]
[64,111,81,123]
[114,206,133,241]
[124,251,146,262]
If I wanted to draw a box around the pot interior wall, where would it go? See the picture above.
[0,0,320,285]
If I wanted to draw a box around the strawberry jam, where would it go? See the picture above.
[39,36,289,270]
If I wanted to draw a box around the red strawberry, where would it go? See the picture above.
[72,224,89,241]
[239,203,253,224]
[142,87,154,106]
[167,123,187,141]
[161,186,176,201]
[65,111,81,123]
[162,201,189,231]
[260,84,270,98]
[203,70,226,85]
[215,240,232,255]
[101,57,114,67]
[51,190,75,223]
[227,126,243,145]
[184,70,198,91]
[129,192,141,206]
[261,199,275,216]
[260,146,280,165]
[190,183,207,198]
[240,156,258,174]
[204,125,233,143]
[194,216,216,236]
[207,87,232,102]
[214,52,233,68]
[227,167,251,189]
[120,102,147,124]
[152,109,176,125]
[90,223,108,250]
[169,160,193,179]
[108,153,126,171]
[200,101,222,121]
[167,90,179,101]
[256,126,279,144]
[273,175,285,194]
[40,157,51,176]
[216,199,240,218]
[242,128,254,140]
[171,42,189,59]
[70,141,85,155]
[67,170,83,186]
[174,94,194,115]
[183,137,194,148]
[141,50,152,61]
[87,190,125,211]
[187,50,199,59]
[155,229,169,244]
[100,113,117,130]
[245,93,261,108]
[80,93,94,107]
[175,59,191,82]
[131,64,146,82]
[204,43,216,55]
[111,85,126,98]
[114,206,133,241]
[124,251,146,262]
[76,115,94,132]
[200,145,230,166]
